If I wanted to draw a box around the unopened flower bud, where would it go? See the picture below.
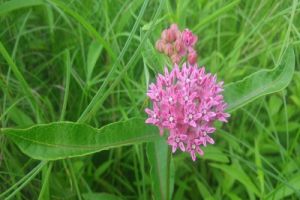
[163,43,173,56]
[155,39,165,52]
[182,29,198,47]
[170,24,181,40]
[161,29,168,41]
[188,50,197,65]
[170,23,179,31]
[174,40,186,56]
[171,54,181,64]
[165,29,176,42]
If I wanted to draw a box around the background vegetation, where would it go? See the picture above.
[0,0,299,199]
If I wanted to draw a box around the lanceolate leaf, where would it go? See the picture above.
[1,118,159,160]
[224,47,295,112]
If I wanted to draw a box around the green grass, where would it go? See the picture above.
[0,0,300,199]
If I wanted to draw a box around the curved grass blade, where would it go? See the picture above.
[1,118,159,160]
[224,47,295,112]
[0,0,43,16]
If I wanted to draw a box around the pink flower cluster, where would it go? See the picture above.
[155,24,198,65]
[145,63,229,161]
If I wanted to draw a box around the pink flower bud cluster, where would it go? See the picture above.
[155,24,198,65]
[145,63,229,161]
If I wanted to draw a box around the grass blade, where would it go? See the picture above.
[0,0,43,16]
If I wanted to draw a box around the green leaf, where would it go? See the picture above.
[224,47,295,112]
[147,137,175,200]
[1,118,159,160]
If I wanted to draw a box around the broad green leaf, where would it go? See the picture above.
[0,0,43,16]
[1,118,159,160]
[147,137,175,200]
[224,47,295,112]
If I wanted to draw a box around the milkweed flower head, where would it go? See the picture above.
[155,24,198,65]
[146,24,229,161]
